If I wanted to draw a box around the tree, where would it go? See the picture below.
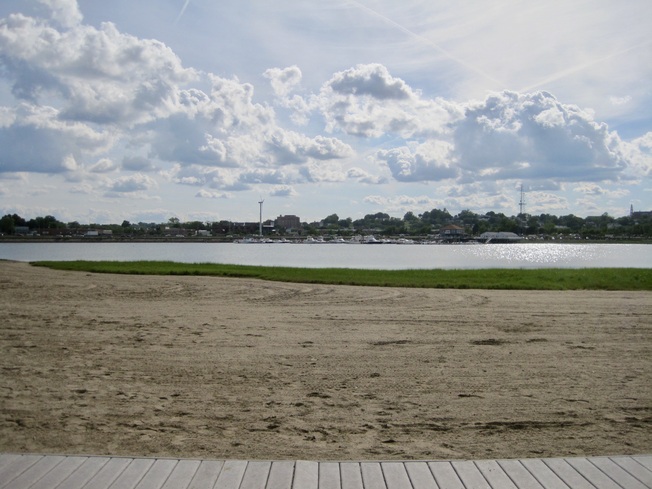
[0,215,16,234]
[338,217,352,229]
[403,211,419,223]
[28,215,64,231]
[322,213,339,226]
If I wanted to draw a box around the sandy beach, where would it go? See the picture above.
[1,260,650,461]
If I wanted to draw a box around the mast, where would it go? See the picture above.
[258,199,264,237]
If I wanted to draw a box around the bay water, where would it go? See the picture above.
[0,242,650,269]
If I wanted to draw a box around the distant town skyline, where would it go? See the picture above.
[0,0,650,225]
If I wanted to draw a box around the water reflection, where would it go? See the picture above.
[467,243,604,268]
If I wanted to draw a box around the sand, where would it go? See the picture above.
[1,260,650,461]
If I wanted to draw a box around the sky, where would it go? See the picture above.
[0,0,651,224]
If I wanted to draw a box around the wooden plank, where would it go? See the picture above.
[451,461,491,489]
[633,455,652,472]
[360,462,387,489]
[53,456,110,489]
[381,462,412,489]
[83,458,138,489]
[266,461,295,489]
[319,462,341,489]
[160,459,201,489]
[1,455,64,489]
[588,457,650,489]
[474,460,518,489]
[403,462,439,489]
[135,459,179,489]
[292,461,318,489]
[0,454,20,471]
[340,462,364,489]
[520,458,571,489]
[496,460,545,489]
[543,458,595,489]
[28,456,87,489]
[187,460,224,489]
[566,457,626,489]
[214,460,248,489]
[611,456,652,488]
[0,454,43,488]
[239,461,271,489]
[2,454,652,489]
[427,461,464,489]
[107,458,155,489]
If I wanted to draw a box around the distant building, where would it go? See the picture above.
[479,232,523,243]
[439,224,465,236]
[275,215,301,230]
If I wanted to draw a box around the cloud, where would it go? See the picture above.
[238,168,290,186]
[0,12,196,126]
[0,103,112,174]
[328,63,415,100]
[266,130,353,165]
[317,63,459,138]
[346,167,387,184]
[269,185,297,197]
[376,140,458,182]
[195,188,228,199]
[299,161,346,183]
[624,131,652,176]
[36,0,83,28]
[363,194,443,214]
[89,158,116,173]
[573,183,629,198]
[264,65,302,98]
[105,173,157,193]
[452,90,629,182]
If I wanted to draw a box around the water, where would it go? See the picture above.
[0,242,650,269]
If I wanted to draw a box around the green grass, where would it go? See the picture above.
[31,261,652,290]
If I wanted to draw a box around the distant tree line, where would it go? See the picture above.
[301,209,652,239]
[2,209,651,239]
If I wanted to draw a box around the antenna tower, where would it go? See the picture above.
[258,198,264,237]
[519,184,526,216]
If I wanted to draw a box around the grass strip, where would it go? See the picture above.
[31,261,652,290]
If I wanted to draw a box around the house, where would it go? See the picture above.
[438,224,465,240]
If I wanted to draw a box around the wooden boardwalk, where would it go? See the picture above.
[0,453,650,489]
